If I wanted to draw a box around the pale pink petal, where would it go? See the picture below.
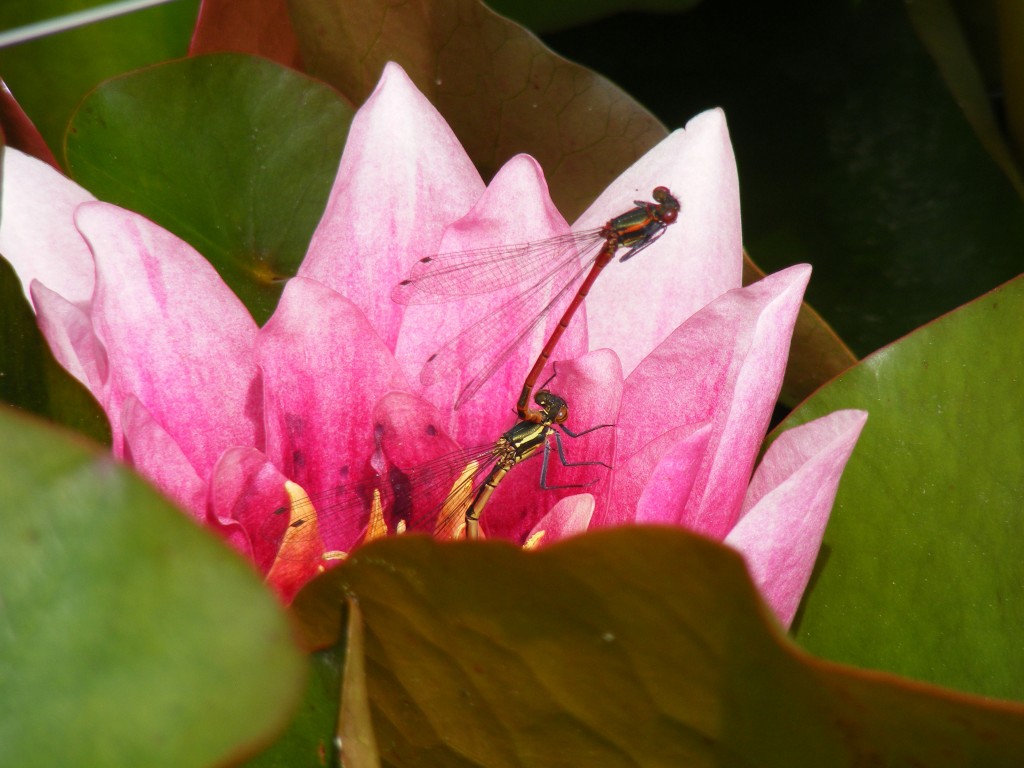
[599,422,711,528]
[618,265,810,539]
[206,446,291,571]
[120,396,206,520]
[256,277,409,550]
[78,201,260,476]
[30,281,109,398]
[299,61,483,350]
[579,110,743,375]
[725,409,868,627]
[634,423,714,525]
[525,494,595,545]
[0,148,96,305]
[395,154,582,446]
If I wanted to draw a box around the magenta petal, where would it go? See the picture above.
[725,410,868,628]
[526,494,596,546]
[579,110,743,375]
[257,277,409,502]
[31,281,109,398]
[373,391,460,470]
[619,264,811,539]
[206,446,291,571]
[394,154,578,446]
[120,396,206,520]
[371,391,463,535]
[0,148,96,305]
[299,62,483,350]
[78,202,260,477]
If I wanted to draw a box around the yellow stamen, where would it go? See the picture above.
[434,460,479,539]
[363,488,388,543]
[523,530,546,550]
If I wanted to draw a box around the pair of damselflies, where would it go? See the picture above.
[267,187,681,561]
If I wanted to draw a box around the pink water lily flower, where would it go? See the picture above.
[1,63,864,622]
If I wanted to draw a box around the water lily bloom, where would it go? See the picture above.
[1,62,864,622]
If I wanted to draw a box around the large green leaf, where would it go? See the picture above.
[0,404,306,766]
[544,0,1024,357]
[0,254,110,443]
[65,53,354,324]
[779,274,1024,701]
[283,530,1024,766]
[0,0,201,161]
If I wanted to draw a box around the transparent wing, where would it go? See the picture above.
[391,229,604,304]
[414,247,597,407]
[259,442,502,560]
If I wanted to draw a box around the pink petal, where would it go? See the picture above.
[0,148,96,305]
[725,409,868,628]
[256,276,409,549]
[206,446,292,571]
[394,153,582,445]
[579,110,743,375]
[525,494,596,546]
[78,202,260,477]
[299,62,483,351]
[618,264,811,539]
[120,396,206,520]
[599,421,711,528]
[31,281,109,398]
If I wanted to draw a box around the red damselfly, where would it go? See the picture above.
[393,187,681,419]
[262,387,610,564]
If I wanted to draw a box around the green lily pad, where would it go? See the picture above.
[0,254,110,443]
[285,529,1024,766]
[0,0,200,161]
[780,274,1024,701]
[65,53,354,324]
[0,404,306,766]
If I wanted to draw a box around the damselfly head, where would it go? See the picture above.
[534,390,569,424]
[652,186,681,224]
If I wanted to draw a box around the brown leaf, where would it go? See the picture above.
[286,0,667,219]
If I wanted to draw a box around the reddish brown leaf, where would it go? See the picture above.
[0,80,58,169]
[190,0,303,69]
[286,0,667,219]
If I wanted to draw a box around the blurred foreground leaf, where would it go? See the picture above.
[782,273,1024,701]
[0,405,306,766]
[66,53,353,324]
[285,529,1024,766]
